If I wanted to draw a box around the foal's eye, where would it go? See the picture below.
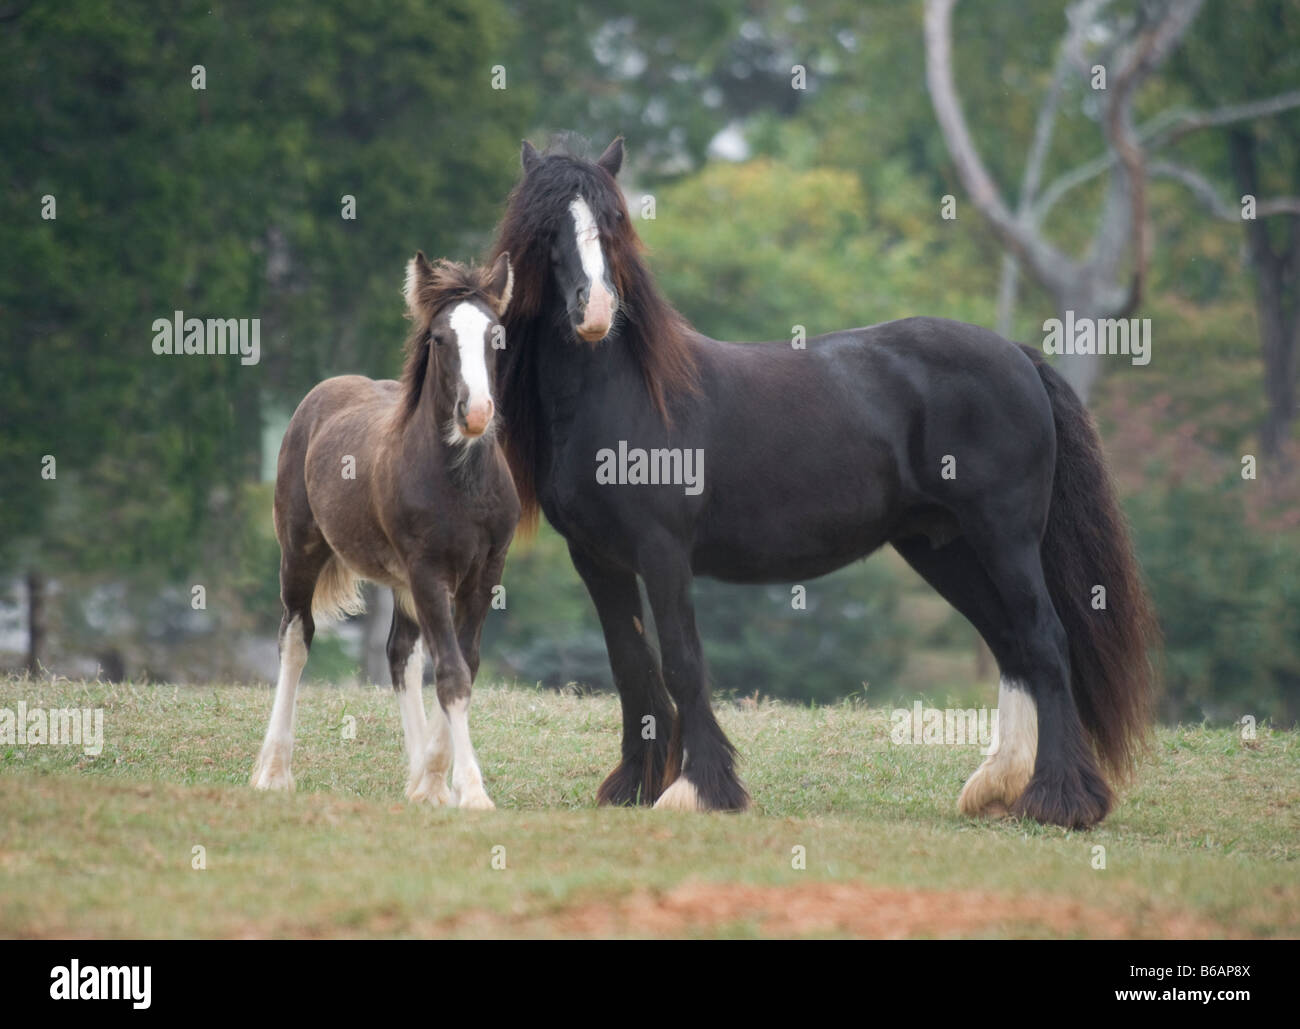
[431,332,447,347]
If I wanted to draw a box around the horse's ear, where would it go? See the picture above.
[487,252,513,317]
[521,139,541,174]
[404,251,434,318]
[596,136,623,177]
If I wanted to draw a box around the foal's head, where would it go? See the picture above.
[402,252,513,443]
[496,137,633,344]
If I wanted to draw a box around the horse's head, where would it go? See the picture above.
[511,136,630,344]
[403,252,513,442]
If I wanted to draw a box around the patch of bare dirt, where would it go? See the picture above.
[444,881,1229,939]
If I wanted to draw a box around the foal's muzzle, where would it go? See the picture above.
[457,397,494,437]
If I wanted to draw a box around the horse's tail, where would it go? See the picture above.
[311,555,366,624]
[1023,345,1160,782]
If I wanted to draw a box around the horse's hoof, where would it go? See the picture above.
[1011,766,1113,830]
[958,759,1030,819]
[653,776,703,811]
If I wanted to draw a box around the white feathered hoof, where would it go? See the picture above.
[957,758,1029,819]
[653,775,703,812]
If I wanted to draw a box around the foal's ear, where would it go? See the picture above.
[487,252,514,317]
[521,139,542,174]
[404,251,434,318]
[596,136,624,177]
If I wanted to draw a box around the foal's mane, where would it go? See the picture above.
[400,259,498,424]
[488,141,698,526]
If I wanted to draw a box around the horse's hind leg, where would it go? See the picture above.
[251,546,330,790]
[894,535,1031,816]
[900,520,1111,828]
[389,600,453,806]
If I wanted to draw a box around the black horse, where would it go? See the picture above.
[489,137,1158,829]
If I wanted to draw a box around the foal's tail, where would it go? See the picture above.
[311,555,366,624]
[1022,346,1160,782]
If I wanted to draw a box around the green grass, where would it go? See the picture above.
[0,676,1296,938]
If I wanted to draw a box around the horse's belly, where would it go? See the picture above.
[317,528,407,591]
[692,511,891,584]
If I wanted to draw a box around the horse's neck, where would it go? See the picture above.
[534,308,640,435]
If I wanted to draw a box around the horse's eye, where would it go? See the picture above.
[431,332,446,347]
[614,210,624,222]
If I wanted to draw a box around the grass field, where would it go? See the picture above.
[1,675,1296,939]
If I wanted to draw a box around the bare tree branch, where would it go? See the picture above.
[1151,160,1300,219]
[1034,88,1300,220]
[1102,1,1206,316]
[924,0,1081,295]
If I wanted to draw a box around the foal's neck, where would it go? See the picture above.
[408,376,491,487]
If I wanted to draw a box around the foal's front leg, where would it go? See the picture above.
[388,603,453,806]
[412,568,494,810]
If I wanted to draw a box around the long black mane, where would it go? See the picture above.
[488,143,697,526]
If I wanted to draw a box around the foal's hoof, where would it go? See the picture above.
[407,772,454,808]
[457,788,496,811]
[250,747,294,791]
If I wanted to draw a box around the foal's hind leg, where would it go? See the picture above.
[388,602,453,806]
[252,548,329,790]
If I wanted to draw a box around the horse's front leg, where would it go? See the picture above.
[412,565,494,811]
[639,537,754,810]
[638,538,749,812]
[568,545,676,806]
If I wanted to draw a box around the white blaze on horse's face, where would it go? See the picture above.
[448,301,494,441]
[569,196,616,342]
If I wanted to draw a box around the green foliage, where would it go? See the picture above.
[641,156,999,340]
[1128,477,1300,726]
[0,0,530,659]
[483,524,911,704]
[2,1,1296,728]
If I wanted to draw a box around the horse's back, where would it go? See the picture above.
[273,375,400,544]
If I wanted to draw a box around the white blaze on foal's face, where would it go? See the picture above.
[448,301,494,440]
[569,196,616,341]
